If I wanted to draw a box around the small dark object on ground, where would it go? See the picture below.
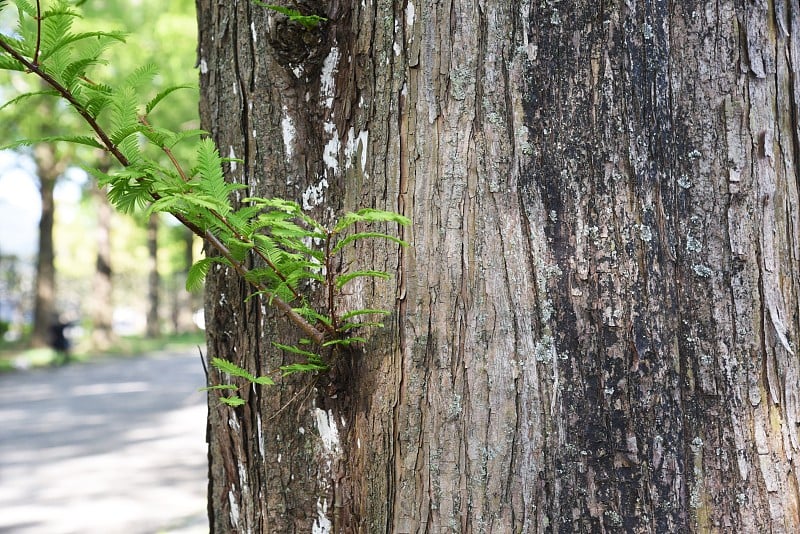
[49,316,76,365]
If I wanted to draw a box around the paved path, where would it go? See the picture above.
[0,350,209,534]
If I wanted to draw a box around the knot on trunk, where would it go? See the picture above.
[265,1,328,74]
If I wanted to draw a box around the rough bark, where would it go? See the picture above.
[198,1,800,532]
[198,3,334,531]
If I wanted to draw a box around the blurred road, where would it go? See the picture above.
[0,350,209,534]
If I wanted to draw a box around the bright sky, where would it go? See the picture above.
[0,150,85,258]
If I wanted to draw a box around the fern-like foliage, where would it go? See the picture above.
[0,0,411,407]
[198,357,276,407]
[252,1,327,30]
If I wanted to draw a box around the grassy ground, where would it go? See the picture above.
[0,330,207,373]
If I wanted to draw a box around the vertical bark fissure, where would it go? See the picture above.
[231,10,251,190]
[791,3,800,205]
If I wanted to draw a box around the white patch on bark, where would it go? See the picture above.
[257,413,264,459]
[312,497,332,534]
[228,146,237,171]
[251,21,257,43]
[232,82,237,96]
[527,42,538,60]
[323,122,340,173]
[393,20,401,56]
[292,65,304,78]
[302,177,329,210]
[320,46,340,109]
[517,2,537,61]
[692,264,713,278]
[228,489,240,529]
[228,416,240,432]
[303,236,325,279]
[199,58,208,74]
[406,1,415,27]
[281,106,295,161]
[345,128,369,172]
[237,459,250,501]
[314,408,340,453]
[310,409,340,532]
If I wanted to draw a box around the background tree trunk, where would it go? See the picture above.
[90,156,115,351]
[30,142,66,348]
[171,228,198,334]
[145,214,160,338]
[198,1,800,531]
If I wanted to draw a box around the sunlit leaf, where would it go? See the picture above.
[220,396,246,407]
[211,357,256,382]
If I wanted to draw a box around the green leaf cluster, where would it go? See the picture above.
[0,0,200,213]
[199,357,275,406]
[188,199,409,396]
[0,0,411,405]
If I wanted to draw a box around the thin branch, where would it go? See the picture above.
[139,117,190,181]
[138,118,329,336]
[0,0,362,349]
[203,201,307,304]
[0,35,327,346]
[266,376,319,422]
[201,228,325,344]
[0,37,130,166]
[196,203,335,337]
[138,117,305,303]
[33,0,41,66]
[158,206,326,344]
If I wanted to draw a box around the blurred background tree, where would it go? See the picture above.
[0,0,199,354]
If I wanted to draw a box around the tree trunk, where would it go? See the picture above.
[146,214,160,338]
[30,142,65,348]
[90,156,115,351]
[198,1,800,531]
[171,228,198,334]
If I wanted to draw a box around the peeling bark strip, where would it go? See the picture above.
[198,1,800,532]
